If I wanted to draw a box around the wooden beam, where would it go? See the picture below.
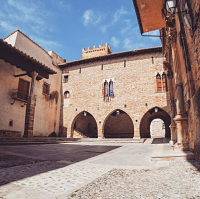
[14,73,28,77]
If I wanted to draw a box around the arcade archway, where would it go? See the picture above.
[71,111,98,138]
[140,107,171,138]
[103,109,134,138]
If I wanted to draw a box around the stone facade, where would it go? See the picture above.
[132,0,200,163]
[61,46,171,139]
[0,31,171,140]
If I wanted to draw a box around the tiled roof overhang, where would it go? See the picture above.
[59,47,162,68]
[0,39,57,79]
[132,0,166,34]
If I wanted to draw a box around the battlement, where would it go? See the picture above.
[82,42,112,59]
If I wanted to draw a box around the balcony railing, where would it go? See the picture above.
[12,89,28,103]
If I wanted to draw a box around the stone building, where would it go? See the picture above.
[132,0,200,162]
[0,30,64,137]
[0,30,171,140]
[59,44,171,139]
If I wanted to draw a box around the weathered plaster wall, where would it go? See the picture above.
[0,59,30,135]
[0,59,62,137]
[4,30,56,71]
[1,30,63,137]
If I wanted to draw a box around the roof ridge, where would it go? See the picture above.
[4,29,52,59]
[0,39,57,74]
[59,46,162,66]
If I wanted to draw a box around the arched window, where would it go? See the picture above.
[156,73,162,92]
[162,72,167,91]
[64,91,70,99]
[104,80,109,98]
[109,80,114,97]
[64,91,70,107]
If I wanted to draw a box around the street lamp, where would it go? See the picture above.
[166,0,177,15]
[155,108,158,113]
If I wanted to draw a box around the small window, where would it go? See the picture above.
[156,73,162,92]
[104,80,109,98]
[63,75,68,83]
[43,82,50,95]
[109,80,114,96]
[162,72,167,91]
[17,78,30,101]
[64,91,70,99]
[103,79,114,100]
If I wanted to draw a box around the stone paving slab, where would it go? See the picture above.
[0,142,199,199]
[151,144,195,161]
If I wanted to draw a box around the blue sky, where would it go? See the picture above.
[0,0,161,61]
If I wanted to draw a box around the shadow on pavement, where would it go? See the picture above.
[151,138,170,144]
[0,144,120,186]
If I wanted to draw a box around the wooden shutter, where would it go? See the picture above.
[156,73,162,92]
[17,79,30,100]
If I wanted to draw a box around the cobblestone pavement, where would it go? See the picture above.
[0,142,199,199]
[69,161,200,199]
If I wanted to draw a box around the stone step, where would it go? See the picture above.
[0,137,81,145]
[151,144,195,161]
[80,138,145,143]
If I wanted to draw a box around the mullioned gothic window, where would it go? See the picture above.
[103,79,114,101]
[156,72,167,92]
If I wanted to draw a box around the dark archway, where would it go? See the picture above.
[72,111,98,138]
[140,107,171,138]
[104,109,134,138]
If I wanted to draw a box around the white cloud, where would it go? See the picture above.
[100,6,128,33]
[123,38,146,51]
[120,19,132,34]
[30,35,60,50]
[7,0,45,26]
[100,24,110,33]
[0,21,17,32]
[82,9,103,26]
[113,6,128,23]
[57,0,71,10]
[111,36,120,48]
[123,38,134,50]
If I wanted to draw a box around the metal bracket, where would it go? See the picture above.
[11,99,16,105]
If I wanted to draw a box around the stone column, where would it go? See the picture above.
[167,70,177,145]
[67,125,72,138]
[24,71,38,137]
[174,83,189,150]
[133,121,140,139]
[97,120,104,139]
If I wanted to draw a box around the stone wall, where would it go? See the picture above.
[62,49,171,138]
[82,43,112,59]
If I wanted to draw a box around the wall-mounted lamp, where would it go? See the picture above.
[166,0,177,15]
[116,110,120,115]
[155,108,158,113]
[165,0,188,15]
[84,112,87,116]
